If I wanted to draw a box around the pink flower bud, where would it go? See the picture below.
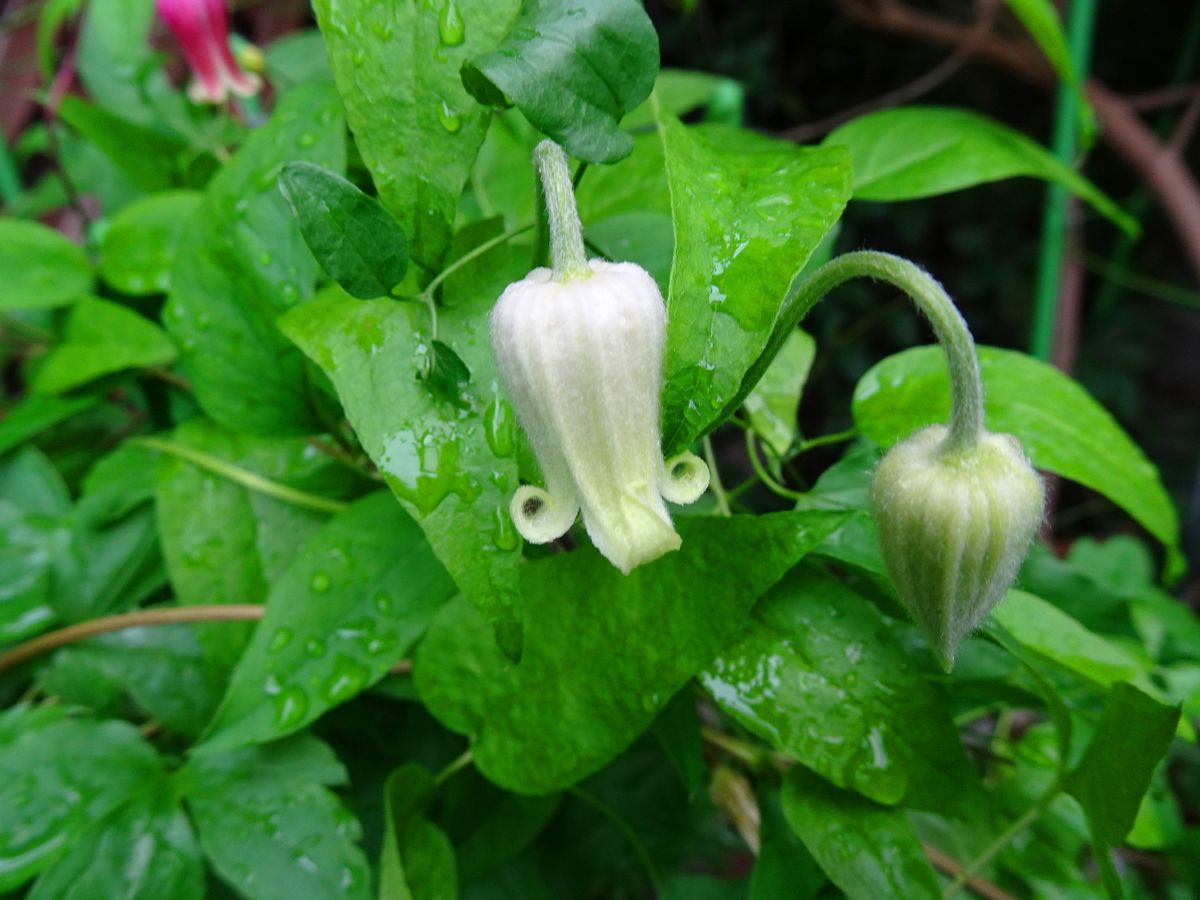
[156,0,261,104]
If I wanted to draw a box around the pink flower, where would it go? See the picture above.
[156,0,261,104]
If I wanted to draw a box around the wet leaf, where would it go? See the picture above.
[781,767,941,900]
[181,735,371,900]
[462,0,659,164]
[654,106,852,455]
[0,709,162,893]
[279,280,525,660]
[313,0,519,271]
[98,190,202,295]
[278,162,409,300]
[28,781,204,900]
[154,418,358,670]
[413,511,847,793]
[200,492,455,752]
[163,82,345,436]
[704,563,979,813]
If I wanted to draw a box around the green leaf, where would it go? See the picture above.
[454,786,560,880]
[200,492,456,753]
[1003,0,1074,83]
[76,442,159,526]
[1066,682,1180,848]
[462,0,659,164]
[704,563,979,812]
[163,82,345,436]
[278,162,409,300]
[750,785,825,900]
[622,68,740,132]
[36,0,84,80]
[56,96,185,192]
[655,106,852,455]
[265,30,333,90]
[781,767,941,900]
[279,282,525,659]
[76,0,187,129]
[743,328,815,456]
[0,711,161,893]
[28,297,176,395]
[181,736,371,900]
[852,345,1183,578]
[38,624,224,738]
[824,107,1134,234]
[28,783,204,900]
[413,511,847,794]
[379,764,458,900]
[154,418,357,670]
[991,590,1156,694]
[313,0,519,271]
[0,394,101,456]
[99,190,202,295]
[0,219,92,309]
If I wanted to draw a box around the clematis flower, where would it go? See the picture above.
[490,141,710,574]
[156,0,261,105]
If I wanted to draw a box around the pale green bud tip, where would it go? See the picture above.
[870,425,1045,670]
[492,259,710,574]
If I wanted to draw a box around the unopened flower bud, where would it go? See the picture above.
[156,0,261,104]
[491,258,709,574]
[871,424,1044,669]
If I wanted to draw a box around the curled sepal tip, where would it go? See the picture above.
[871,425,1045,670]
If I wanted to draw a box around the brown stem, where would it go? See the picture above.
[924,842,1020,900]
[0,606,266,672]
[0,605,416,676]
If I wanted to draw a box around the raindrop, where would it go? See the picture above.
[437,99,463,134]
[268,627,293,654]
[305,637,326,658]
[311,572,331,593]
[372,591,395,615]
[296,132,317,149]
[437,0,466,46]
[273,686,309,728]
[323,657,371,703]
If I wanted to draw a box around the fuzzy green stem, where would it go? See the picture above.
[755,251,984,456]
[533,140,589,279]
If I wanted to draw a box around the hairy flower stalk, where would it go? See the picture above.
[774,252,1045,668]
[156,0,261,104]
[490,141,710,574]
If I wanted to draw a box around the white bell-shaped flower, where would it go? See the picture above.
[490,141,709,574]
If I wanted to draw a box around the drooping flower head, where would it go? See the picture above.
[156,0,261,104]
[490,141,710,574]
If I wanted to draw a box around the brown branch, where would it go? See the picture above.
[0,604,413,677]
[0,606,266,672]
[924,843,1020,900]
[835,0,1200,284]
[1124,83,1200,112]
[1167,89,1200,154]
